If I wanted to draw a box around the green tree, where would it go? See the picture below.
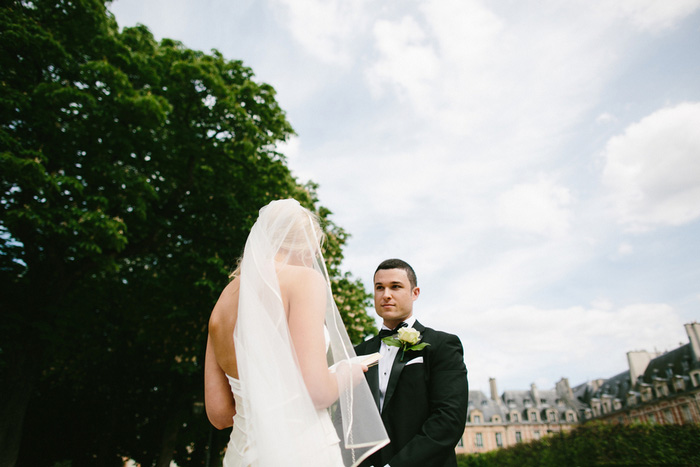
[0,1,376,465]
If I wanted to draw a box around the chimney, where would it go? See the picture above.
[627,350,656,386]
[531,383,539,406]
[686,322,700,362]
[489,377,498,401]
[556,377,574,401]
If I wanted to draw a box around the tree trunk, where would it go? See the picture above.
[0,348,37,467]
[155,409,182,467]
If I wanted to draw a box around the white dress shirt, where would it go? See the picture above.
[377,315,416,412]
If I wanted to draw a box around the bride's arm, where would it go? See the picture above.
[286,268,340,409]
[204,335,236,429]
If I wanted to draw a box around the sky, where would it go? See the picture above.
[109,0,700,394]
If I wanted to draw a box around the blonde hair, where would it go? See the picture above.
[229,200,324,280]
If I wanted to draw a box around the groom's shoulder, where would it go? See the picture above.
[419,324,463,348]
[418,322,458,340]
[354,334,377,352]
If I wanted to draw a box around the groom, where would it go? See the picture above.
[355,259,469,467]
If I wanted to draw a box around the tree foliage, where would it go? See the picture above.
[0,1,377,465]
[457,422,700,467]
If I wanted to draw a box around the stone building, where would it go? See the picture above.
[456,377,582,454]
[575,322,700,426]
[457,322,700,455]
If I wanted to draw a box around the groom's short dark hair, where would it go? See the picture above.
[375,258,417,289]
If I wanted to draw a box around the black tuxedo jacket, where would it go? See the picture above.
[355,321,468,467]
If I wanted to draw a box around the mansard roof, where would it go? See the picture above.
[593,370,632,399]
[467,390,506,421]
[642,343,695,383]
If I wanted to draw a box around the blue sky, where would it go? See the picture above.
[110,0,700,393]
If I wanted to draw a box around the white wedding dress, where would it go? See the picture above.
[222,373,344,467]
[220,199,388,467]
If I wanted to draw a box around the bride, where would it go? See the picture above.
[204,199,388,466]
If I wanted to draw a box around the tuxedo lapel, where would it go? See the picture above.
[383,321,426,411]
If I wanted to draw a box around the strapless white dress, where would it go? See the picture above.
[222,374,344,467]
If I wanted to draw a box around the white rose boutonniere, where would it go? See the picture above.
[382,327,430,362]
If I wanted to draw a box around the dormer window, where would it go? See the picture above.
[529,410,538,422]
[690,371,700,387]
[654,383,669,398]
[673,376,685,392]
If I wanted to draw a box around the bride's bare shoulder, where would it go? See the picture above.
[209,277,240,327]
[277,265,325,293]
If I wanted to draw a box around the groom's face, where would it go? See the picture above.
[374,268,420,329]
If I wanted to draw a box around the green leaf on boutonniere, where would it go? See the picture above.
[382,327,430,361]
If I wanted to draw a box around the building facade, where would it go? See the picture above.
[575,322,700,426]
[457,322,700,455]
[456,377,582,455]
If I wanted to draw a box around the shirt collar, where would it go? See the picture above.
[381,315,416,331]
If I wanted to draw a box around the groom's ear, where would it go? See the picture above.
[411,286,420,301]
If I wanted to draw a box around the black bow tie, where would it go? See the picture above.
[378,322,408,338]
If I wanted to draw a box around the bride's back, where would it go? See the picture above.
[208,277,241,378]
[208,264,321,379]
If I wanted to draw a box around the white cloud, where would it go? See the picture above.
[596,112,617,124]
[456,302,686,391]
[602,102,700,231]
[617,242,634,256]
[271,0,370,65]
[366,16,439,108]
[497,176,573,237]
[597,0,700,32]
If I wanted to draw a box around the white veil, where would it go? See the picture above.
[233,199,388,466]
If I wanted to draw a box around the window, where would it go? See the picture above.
[682,405,693,423]
[529,410,537,421]
[515,431,522,443]
[492,415,501,423]
[457,437,464,447]
[473,415,481,423]
[495,432,503,447]
[511,412,519,422]
[534,430,540,439]
[693,372,700,387]
[674,377,685,392]
[475,433,483,448]
[567,412,575,422]
[664,410,673,423]
[548,410,557,422]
